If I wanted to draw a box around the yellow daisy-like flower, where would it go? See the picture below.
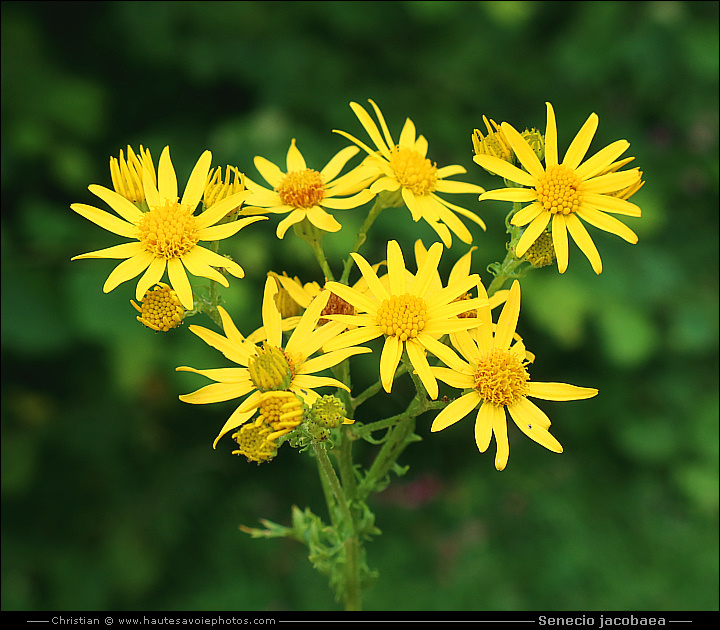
[71,147,265,310]
[323,240,488,400]
[243,138,377,239]
[177,277,370,448]
[430,280,598,470]
[334,99,486,247]
[474,102,642,274]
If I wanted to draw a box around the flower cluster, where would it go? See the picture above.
[71,100,642,471]
[70,99,645,610]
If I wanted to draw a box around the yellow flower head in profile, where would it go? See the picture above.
[176,277,370,448]
[334,99,487,247]
[472,116,514,165]
[71,147,266,310]
[110,145,156,204]
[243,139,377,239]
[204,165,246,216]
[430,280,598,471]
[474,103,642,274]
[323,240,489,400]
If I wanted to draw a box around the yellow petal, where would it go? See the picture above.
[307,206,342,233]
[88,184,143,224]
[179,381,250,406]
[102,251,154,294]
[431,392,481,432]
[411,241,443,297]
[544,102,559,167]
[254,155,285,188]
[212,399,260,448]
[325,280,378,315]
[350,252,389,302]
[526,382,598,401]
[500,122,545,182]
[583,169,640,195]
[135,256,167,302]
[576,207,638,244]
[350,101,392,158]
[406,338,437,399]
[511,202,544,227]
[562,112,598,171]
[182,150,212,208]
[261,277,282,348]
[566,214,602,274]
[167,256,194,310]
[322,324,383,353]
[583,192,641,217]
[379,335,403,393]
[71,241,144,260]
[320,145,360,182]
[367,99,396,156]
[474,402,495,453]
[398,117,417,148]
[491,405,510,470]
[195,190,252,230]
[216,306,247,347]
[508,398,563,453]
[430,365,475,389]
[575,140,630,181]
[494,280,520,351]
[179,247,228,287]
[157,146,178,202]
[71,203,139,239]
[277,209,306,239]
[286,139,306,172]
[474,156,536,187]
[514,211,551,257]
[552,214,569,273]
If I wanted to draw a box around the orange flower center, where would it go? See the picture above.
[138,202,199,259]
[536,164,584,215]
[474,348,529,407]
[389,146,438,196]
[277,169,325,208]
[376,293,428,342]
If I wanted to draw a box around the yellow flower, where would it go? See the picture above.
[131,282,184,332]
[323,240,488,400]
[334,99,486,247]
[204,165,246,216]
[472,116,514,165]
[231,419,278,463]
[177,277,370,448]
[430,280,598,470]
[243,139,377,239]
[474,103,642,274]
[71,147,265,310]
[109,145,156,204]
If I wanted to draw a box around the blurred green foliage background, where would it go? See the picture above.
[2,0,718,612]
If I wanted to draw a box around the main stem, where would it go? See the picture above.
[312,440,361,611]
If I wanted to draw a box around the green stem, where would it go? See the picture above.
[351,363,408,412]
[294,220,335,281]
[340,190,403,285]
[486,200,529,298]
[311,440,361,611]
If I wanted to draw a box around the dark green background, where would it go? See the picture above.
[2,0,717,612]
